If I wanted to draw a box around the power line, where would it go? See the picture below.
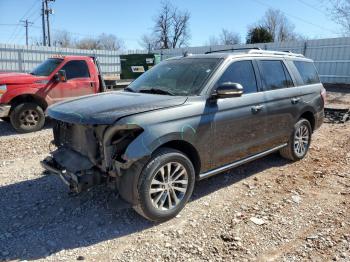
[7,0,40,44]
[249,0,339,34]
[20,0,41,21]
[296,0,328,16]
[0,23,21,26]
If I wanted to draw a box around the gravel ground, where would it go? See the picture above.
[0,104,349,261]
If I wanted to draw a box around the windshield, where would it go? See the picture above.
[127,58,221,96]
[31,58,63,76]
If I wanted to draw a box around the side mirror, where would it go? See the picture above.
[55,70,67,82]
[214,82,243,99]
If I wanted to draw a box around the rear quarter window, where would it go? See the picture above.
[294,61,320,85]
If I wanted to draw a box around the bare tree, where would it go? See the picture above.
[153,1,191,49]
[206,29,241,46]
[75,37,100,50]
[206,36,220,46]
[139,34,160,51]
[219,29,241,45]
[260,8,297,42]
[53,30,74,48]
[75,34,124,50]
[98,33,124,50]
[328,0,350,35]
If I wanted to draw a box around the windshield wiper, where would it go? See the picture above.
[124,87,135,92]
[139,88,175,96]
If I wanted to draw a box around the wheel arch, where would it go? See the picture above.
[154,140,201,177]
[299,111,315,131]
[9,94,48,111]
[118,138,202,206]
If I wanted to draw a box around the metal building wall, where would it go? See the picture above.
[156,37,350,84]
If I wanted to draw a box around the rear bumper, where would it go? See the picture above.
[314,109,324,130]
[0,104,11,118]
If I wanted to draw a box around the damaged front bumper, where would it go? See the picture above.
[41,150,104,194]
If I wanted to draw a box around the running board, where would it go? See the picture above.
[199,144,287,180]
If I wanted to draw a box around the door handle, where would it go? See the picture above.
[251,105,264,113]
[90,82,94,88]
[291,97,301,104]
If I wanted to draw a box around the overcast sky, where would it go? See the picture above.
[0,0,343,49]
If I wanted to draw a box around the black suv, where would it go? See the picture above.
[42,49,325,222]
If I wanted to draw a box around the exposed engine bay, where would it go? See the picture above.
[41,120,143,194]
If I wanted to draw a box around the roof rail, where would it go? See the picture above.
[205,47,261,54]
[248,49,304,57]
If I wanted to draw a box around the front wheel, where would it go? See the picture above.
[280,118,312,161]
[134,148,195,222]
[10,102,45,133]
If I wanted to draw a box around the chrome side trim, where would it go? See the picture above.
[199,144,287,180]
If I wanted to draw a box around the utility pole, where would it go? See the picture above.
[42,0,55,46]
[42,0,46,46]
[20,19,33,46]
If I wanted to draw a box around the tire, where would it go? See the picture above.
[10,102,45,133]
[280,118,312,161]
[134,148,195,222]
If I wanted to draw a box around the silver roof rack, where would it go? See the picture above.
[248,49,304,58]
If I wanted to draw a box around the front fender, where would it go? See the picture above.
[116,127,197,206]
[123,126,197,163]
[1,86,41,104]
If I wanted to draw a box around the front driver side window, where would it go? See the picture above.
[216,60,258,94]
[61,60,90,80]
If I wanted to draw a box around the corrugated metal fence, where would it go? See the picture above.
[156,37,350,84]
[1,37,350,84]
[0,44,147,76]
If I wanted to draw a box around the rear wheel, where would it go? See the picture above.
[280,118,312,161]
[134,148,195,222]
[10,102,45,133]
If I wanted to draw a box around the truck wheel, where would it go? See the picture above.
[280,118,312,161]
[0,117,10,123]
[10,102,45,133]
[134,148,195,222]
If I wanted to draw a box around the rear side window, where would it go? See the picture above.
[61,60,90,80]
[217,61,258,94]
[258,60,294,90]
[294,61,320,85]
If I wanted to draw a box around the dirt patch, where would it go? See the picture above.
[0,119,349,261]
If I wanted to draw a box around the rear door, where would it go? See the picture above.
[210,59,271,169]
[256,59,300,147]
[46,60,95,102]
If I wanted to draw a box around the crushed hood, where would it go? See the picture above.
[48,91,188,125]
[0,72,46,85]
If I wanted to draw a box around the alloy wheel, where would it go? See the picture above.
[149,162,189,211]
[294,124,310,157]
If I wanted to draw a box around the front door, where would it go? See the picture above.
[45,60,95,103]
[210,60,270,169]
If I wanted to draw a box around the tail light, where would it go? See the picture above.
[321,88,327,105]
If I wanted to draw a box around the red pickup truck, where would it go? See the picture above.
[0,56,124,133]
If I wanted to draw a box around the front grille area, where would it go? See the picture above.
[53,120,99,159]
